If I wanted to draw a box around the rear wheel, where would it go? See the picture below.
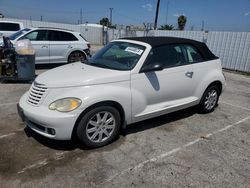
[199,85,219,113]
[68,51,86,63]
[76,106,121,148]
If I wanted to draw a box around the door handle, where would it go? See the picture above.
[42,45,48,48]
[185,71,194,78]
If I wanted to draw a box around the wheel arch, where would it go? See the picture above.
[71,100,126,139]
[205,80,223,95]
[67,50,87,63]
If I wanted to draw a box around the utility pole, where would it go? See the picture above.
[80,8,83,24]
[201,20,204,31]
[166,1,169,25]
[109,8,114,26]
[29,16,33,27]
[154,0,161,30]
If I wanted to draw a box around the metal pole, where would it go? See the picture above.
[80,8,83,24]
[109,8,113,25]
[154,0,161,30]
[201,20,204,31]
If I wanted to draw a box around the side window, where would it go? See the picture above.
[60,32,78,41]
[21,30,47,41]
[48,30,61,41]
[145,44,187,68]
[185,45,203,63]
[49,30,78,41]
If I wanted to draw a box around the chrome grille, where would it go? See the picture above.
[27,82,48,106]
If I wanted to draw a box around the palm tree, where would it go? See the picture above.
[99,17,111,27]
[159,24,174,30]
[178,15,187,30]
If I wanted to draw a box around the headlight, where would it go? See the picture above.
[49,98,82,112]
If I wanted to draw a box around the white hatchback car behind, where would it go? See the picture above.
[9,27,91,64]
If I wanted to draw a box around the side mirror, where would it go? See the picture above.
[140,62,163,73]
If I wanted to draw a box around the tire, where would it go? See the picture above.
[76,106,121,148]
[199,85,219,113]
[68,51,86,63]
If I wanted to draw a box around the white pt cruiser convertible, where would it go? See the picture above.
[18,37,226,148]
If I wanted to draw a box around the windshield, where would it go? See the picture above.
[84,41,146,71]
[8,28,30,40]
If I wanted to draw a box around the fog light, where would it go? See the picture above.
[47,128,56,135]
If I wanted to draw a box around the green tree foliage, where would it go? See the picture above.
[99,17,116,28]
[178,15,187,30]
[99,17,111,27]
[159,24,174,30]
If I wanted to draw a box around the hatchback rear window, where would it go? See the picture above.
[0,23,20,31]
[79,34,87,41]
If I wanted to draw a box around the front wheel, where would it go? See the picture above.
[199,85,219,113]
[76,106,121,148]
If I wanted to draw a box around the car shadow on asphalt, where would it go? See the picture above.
[24,106,199,151]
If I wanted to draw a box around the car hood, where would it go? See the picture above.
[35,62,130,88]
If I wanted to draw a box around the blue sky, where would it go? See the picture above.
[1,0,250,31]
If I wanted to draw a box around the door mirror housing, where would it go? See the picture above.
[140,62,164,73]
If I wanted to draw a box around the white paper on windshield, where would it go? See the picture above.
[125,47,144,55]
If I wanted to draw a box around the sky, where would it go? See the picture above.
[0,0,250,31]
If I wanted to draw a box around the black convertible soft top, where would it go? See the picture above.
[122,37,218,61]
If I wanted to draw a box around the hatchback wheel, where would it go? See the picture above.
[68,51,86,63]
[199,85,219,113]
[76,106,121,148]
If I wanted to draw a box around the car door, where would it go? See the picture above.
[48,30,78,63]
[131,44,198,122]
[19,29,49,64]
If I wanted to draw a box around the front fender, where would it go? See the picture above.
[46,82,132,124]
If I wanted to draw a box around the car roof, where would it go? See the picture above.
[34,27,74,32]
[122,36,201,47]
[0,20,23,24]
[122,36,218,61]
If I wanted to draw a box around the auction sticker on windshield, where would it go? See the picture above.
[125,47,144,55]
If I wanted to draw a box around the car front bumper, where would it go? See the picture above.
[18,93,79,140]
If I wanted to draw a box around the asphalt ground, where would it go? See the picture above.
[0,70,249,188]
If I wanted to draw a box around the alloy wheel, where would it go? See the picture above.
[68,51,85,63]
[204,89,218,110]
[86,111,116,143]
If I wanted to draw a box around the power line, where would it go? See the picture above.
[1,4,106,15]
[113,10,145,23]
